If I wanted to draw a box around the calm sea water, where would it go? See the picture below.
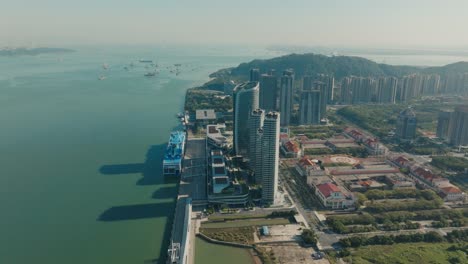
[0,45,271,264]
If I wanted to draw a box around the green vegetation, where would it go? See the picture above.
[256,247,278,264]
[289,125,343,139]
[431,156,468,172]
[365,198,443,213]
[185,88,232,113]
[341,242,468,264]
[225,53,421,80]
[363,189,437,200]
[200,226,255,244]
[340,231,445,248]
[338,104,403,138]
[201,218,291,229]
[301,229,318,245]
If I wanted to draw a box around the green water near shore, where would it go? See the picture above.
[0,46,271,263]
[195,237,255,264]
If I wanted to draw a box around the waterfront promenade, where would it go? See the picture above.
[167,136,207,264]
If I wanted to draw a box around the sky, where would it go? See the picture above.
[2,0,468,49]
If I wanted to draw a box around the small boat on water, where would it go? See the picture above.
[102,63,109,70]
[144,71,157,77]
[98,75,107,80]
[139,59,153,63]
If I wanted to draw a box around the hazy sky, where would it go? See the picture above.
[2,0,468,49]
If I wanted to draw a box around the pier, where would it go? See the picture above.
[167,137,207,264]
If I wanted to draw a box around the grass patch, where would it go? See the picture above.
[201,218,291,229]
[343,242,467,264]
[200,226,255,245]
[208,213,270,222]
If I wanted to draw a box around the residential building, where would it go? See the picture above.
[299,89,321,125]
[449,106,468,146]
[259,112,281,204]
[250,68,260,82]
[259,73,278,111]
[396,107,417,140]
[249,109,264,181]
[436,111,452,141]
[377,77,398,104]
[279,69,294,126]
[316,73,335,103]
[233,82,260,156]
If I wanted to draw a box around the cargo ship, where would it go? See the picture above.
[163,131,186,176]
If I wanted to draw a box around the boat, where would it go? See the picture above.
[139,59,153,63]
[102,63,109,70]
[144,71,157,77]
[98,75,106,80]
[162,131,186,176]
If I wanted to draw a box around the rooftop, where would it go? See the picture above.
[196,109,216,120]
[317,182,341,198]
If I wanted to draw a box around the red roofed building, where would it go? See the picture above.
[315,182,355,209]
[393,156,411,168]
[439,185,465,201]
[281,140,302,158]
[295,156,324,177]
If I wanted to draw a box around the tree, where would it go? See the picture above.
[301,229,317,245]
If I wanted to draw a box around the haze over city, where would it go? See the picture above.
[2,1,468,264]
[2,0,468,48]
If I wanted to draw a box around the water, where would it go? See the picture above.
[0,45,271,264]
[195,238,254,264]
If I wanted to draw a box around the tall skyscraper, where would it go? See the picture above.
[302,75,314,91]
[396,107,417,140]
[279,69,294,126]
[314,81,327,119]
[250,68,260,82]
[449,106,468,146]
[233,82,259,156]
[378,77,398,104]
[259,73,278,111]
[249,109,264,179]
[340,77,353,104]
[259,111,280,204]
[316,74,335,103]
[436,111,452,141]
[299,89,321,125]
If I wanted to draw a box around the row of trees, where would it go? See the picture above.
[340,229,468,248]
[431,156,468,172]
[326,217,420,234]
[340,231,444,248]
[364,197,443,213]
[363,189,438,200]
[330,209,467,225]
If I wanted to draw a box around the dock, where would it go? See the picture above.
[167,137,207,264]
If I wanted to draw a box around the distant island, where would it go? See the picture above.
[0,47,75,56]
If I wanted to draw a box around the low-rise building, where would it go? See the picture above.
[196,109,217,125]
[439,185,465,201]
[295,156,324,177]
[281,140,302,158]
[314,182,355,209]
[206,124,230,149]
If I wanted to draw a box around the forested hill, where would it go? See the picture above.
[211,53,468,81]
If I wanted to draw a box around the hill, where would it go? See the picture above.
[211,53,468,82]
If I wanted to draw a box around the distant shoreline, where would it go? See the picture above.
[0,47,75,57]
